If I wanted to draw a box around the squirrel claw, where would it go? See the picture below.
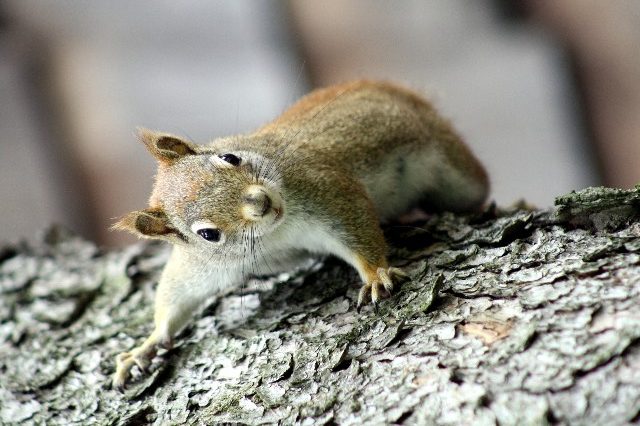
[357,284,372,309]
[112,360,130,392]
[356,266,410,308]
[112,345,157,390]
[387,267,410,283]
[113,378,126,393]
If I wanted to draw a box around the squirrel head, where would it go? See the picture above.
[114,129,285,255]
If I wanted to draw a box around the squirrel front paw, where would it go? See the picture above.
[112,334,172,391]
[112,346,155,391]
[357,266,409,309]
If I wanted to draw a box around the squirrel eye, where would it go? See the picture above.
[219,153,241,166]
[197,228,221,242]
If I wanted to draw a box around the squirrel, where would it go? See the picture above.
[111,80,489,389]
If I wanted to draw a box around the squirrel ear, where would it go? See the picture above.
[137,128,197,164]
[113,207,185,242]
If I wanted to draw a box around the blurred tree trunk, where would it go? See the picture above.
[1,186,640,425]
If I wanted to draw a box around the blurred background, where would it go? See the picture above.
[1,0,639,246]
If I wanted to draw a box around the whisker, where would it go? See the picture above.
[250,226,264,277]
[254,233,277,276]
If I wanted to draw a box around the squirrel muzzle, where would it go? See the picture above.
[241,185,274,221]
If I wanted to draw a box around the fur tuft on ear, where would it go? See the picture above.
[137,128,197,164]
[112,207,185,242]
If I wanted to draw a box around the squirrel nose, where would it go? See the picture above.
[243,189,272,217]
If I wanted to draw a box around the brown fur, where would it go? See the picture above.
[258,80,488,191]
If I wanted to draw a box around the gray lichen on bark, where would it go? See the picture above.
[1,186,640,425]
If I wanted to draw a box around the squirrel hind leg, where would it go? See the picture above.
[402,148,489,214]
[412,177,488,214]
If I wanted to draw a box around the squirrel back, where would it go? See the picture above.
[218,80,489,218]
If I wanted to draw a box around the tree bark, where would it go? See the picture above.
[2,186,640,425]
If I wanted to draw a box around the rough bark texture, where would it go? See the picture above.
[2,186,640,425]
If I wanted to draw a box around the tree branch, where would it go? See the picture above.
[2,186,640,424]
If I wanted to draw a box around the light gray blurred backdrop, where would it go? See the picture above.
[2,1,638,246]
[2,1,307,245]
